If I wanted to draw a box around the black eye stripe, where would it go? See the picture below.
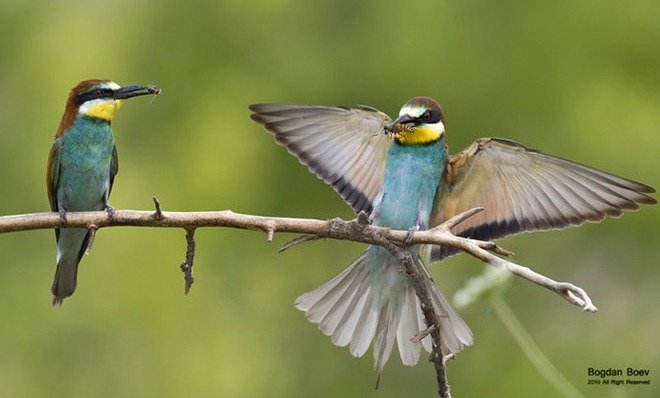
[75,88,115,105]
[416,109,441,125]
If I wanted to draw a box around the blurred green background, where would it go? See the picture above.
[0,1,658,397]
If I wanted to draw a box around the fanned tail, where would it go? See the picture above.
[295,252,473,371]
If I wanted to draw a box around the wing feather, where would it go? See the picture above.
[250,104,393,214]
[430,138,656,261]
[47,138,62,213]
[109,145,118,196]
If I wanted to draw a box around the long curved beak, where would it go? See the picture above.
[113,85,161,100]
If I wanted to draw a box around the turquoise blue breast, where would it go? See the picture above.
[364,137,448,309]
[373,138,447,230]
[57,116,115,211]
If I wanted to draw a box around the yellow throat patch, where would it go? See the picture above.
[79,99,124,121]
[395,125,442,145]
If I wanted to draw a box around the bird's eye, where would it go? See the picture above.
[93,90,102,98]
[421,111,432,122]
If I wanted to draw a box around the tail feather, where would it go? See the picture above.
[349,290,378,357]
[424,270,474,356]
[51,228,89,306]
[373,302,399,370]
[416,293,433,353]
[320,266,368,339]
[397,284,426,365]
[295,251,473,371]
[296,256,363,319]
[330,273,371,346]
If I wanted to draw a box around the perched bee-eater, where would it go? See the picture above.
[47,79,160,306]
[250,97,655,371]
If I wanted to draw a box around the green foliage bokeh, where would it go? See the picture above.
[0,1,658,397]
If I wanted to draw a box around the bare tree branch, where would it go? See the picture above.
[0,207,598,397]
[0,208,597,311]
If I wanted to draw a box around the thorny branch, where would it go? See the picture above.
[0,206,598,397]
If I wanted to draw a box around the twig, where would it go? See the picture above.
[419,223,596,312]
[0,208,597,311]
[439,207,485,230]
[152,196,164,220]
[264,222,275,242]
[180,228,196,295]
[279,234,320,252]
[84,224,98,255]
[411,324,436,343]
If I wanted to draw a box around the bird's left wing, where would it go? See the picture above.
[429,138,656,261]
[46,138,62,213]
[47,138,63,242]
[250,104,393,214]
[109,145,118,196]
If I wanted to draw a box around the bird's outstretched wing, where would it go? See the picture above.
[250,104,393,214]
[430,138,656,261]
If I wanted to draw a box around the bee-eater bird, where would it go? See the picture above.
[47,79,160,306]
[250,97,656,371]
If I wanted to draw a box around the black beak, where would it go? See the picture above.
[113,85,161,100]
[384,114,416,134]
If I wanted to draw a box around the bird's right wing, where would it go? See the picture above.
[250,104,394,214]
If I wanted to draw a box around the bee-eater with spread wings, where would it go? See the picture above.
[250,96,655,371]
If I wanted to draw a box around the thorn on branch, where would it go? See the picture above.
[84,225,98,255]
[411,324,436,343]
[152,196,164,220]
[264,222,275,242]
[478,240,514,257]
[356,210,370,225]
[279,234,320,252]
[180,228,196,295]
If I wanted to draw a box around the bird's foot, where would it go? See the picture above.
[105,204,116,224]
[58,209,68,226]
[368,209,379,224]
[405,224,420,245]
